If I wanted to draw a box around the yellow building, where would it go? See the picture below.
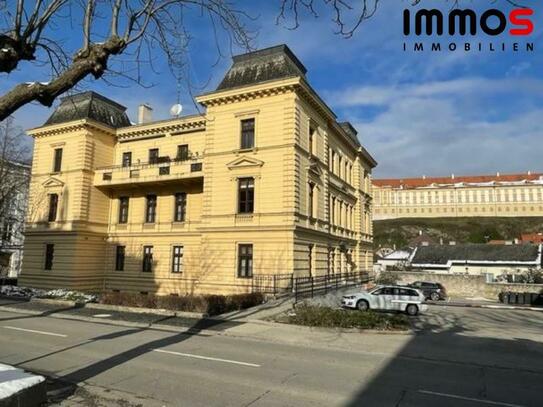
[373,173,543,220]
[20,45,377,295]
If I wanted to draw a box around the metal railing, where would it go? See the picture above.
[251,272,370,301]
[293,272,369,302]
[252,274,294,296]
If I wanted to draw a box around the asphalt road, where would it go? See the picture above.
[0,305,542,406]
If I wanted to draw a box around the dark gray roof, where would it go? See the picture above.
[45,91,131,128]
[216,44,307,91]
[338,122,361,147]
[411,244,541,265]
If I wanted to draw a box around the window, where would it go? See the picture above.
[53,148,63,172]
[309,126,315,156]
[44,244,54,270]
[149,148,159,164]
[145,195,157,223]
[172,245,184,273]
[2,222,13,241]
[331,196,336,225]
[174,193,187,222]
[118,197,129,224]
[177,144,189,161]
[142,246,153,272]
[48,194,58,222]
[115,246,125,271]
[308,182,315,218]
[240,118,255,149]
[237,244,253,278]
[122,152,132,167]
[238,178,254,214]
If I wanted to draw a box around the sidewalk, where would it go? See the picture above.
[428,297,543,311]
[0,297,412,354]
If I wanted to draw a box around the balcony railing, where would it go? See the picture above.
[94,157,203,188]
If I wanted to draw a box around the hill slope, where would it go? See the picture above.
[373,217,543,248]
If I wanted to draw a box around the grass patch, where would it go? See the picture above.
[283,305,410,331]
[99,292,265,316]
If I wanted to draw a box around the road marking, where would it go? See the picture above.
[152,349,260,368]
[418,390,525,407]
[2,326,67,338]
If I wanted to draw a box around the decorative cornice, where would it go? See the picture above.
[117,116,206,141]
[27,119,116,138]
[196,78,300,107]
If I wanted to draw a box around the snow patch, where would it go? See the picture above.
[0,286,97,303]
[0,364,45,400]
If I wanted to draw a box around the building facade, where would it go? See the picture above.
[0,161,30,278]
[409,244,542,280]
[373,173,543,220]
[19,45,377,295]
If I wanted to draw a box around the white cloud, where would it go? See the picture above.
[328,77,543,107]
[355,93,543,178]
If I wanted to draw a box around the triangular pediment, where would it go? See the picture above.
[227,156,264,170]
[307,161,323,178]
[42,177,64,188]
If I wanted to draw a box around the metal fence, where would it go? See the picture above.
[293,272,370,302]
[252,274,294,296]
[252,272,370,302]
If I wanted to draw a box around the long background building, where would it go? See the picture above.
[20,44,376,295]
[373,172,543,220]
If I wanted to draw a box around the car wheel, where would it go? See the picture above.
[430,292,440,301]
[406,304,419,316]
[356,300,369,311]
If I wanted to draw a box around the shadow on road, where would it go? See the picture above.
[346,310,543,407]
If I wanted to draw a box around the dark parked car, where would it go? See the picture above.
[408,281,447,301]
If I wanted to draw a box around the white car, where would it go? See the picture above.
[341,285,428,316]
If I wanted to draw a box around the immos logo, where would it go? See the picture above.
[403,7,535,52]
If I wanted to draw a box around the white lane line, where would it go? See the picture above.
[2,325,67,338]
[418,390,525,407]
[152,349,260,368]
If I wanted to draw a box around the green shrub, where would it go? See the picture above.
[287,305,409,330]
[99,291,265,315]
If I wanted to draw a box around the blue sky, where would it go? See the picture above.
[2,0,542,178]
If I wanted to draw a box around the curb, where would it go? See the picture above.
[429,302,543,312]
[84,302,206,319]
[0,366,46,407]
[245,317,414,335]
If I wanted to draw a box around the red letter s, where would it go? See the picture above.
[510,9,534,36]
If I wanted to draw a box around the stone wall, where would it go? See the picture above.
[386,271,543,300]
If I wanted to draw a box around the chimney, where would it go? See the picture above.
[138,104,153,124]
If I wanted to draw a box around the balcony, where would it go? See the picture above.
[94,158,204,189]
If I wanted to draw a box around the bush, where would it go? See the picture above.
[99,291,265,316]
[286,305,409,331]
